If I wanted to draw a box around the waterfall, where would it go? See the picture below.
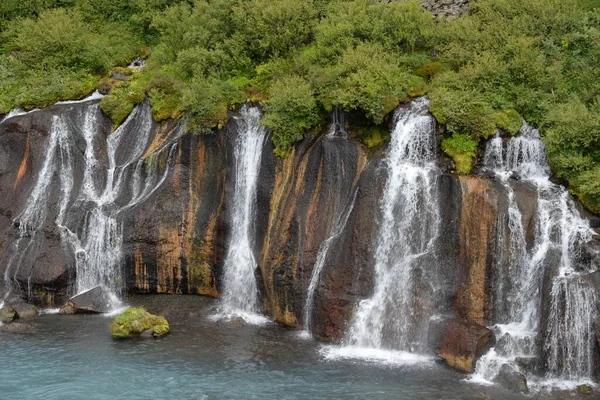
[219,104,268,323]
[473,124,599,388]
[327,98,440,361]
[327,107,347,138]
[302,189,358,336]
[1,101,180,310]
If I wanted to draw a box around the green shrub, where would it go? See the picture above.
[495,109,522,135]
[261,75,320,151]
[429,88,496,139]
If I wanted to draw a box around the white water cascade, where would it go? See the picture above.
[219,104,268,323]
[473,124,599,389]
[1,101,180,310]
[327,98,440,362]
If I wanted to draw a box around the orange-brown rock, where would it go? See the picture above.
[428,317,496,373]
[456,176,499,326]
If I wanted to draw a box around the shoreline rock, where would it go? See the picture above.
[59,286,114,314]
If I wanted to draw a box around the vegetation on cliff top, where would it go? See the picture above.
[0,0,599,211]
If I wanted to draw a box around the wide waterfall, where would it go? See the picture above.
[327,97,441,361]
[473,124,599,389]
[1,100,179,310]
[219,104,268,323]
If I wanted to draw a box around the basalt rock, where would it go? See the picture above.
[60,286,113,314]
[428,317,496,373]
[258,132,367,329]
[494,364,529,394]
[124,123,226,297]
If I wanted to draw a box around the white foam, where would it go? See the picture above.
[56,90,104,105]
[209,309,271,326]
[39,308,60,315]
[321,345,434,366]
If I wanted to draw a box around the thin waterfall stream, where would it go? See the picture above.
[302,188,358,337]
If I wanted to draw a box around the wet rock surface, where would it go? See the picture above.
[428,317,496,373]
[0,303,39,322]
[494,364,529,394]
[60,286,113,314]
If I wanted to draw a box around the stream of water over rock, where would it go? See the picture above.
[218,104,268,323]
[472,124,599,390]
[1,100,180,310]
[326,97,442,362]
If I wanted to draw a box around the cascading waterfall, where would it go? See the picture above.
[473,124,599,389]
[1,101,180,310]
[328,98,440,361]
[219,104,267,323]
[302,189,358,336]
[1,115,73,308]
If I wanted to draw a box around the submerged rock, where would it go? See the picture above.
[0,303,39,322]
[109,307,170,338]
[494,364,528,394]
[59,286,113,314]
[0,322,38,334]
[428,317,495,373]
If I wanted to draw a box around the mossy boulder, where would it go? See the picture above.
[495,109,522,135]
[109,307,170,339]
[576,384,593,395]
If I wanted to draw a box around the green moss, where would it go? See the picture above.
[441,134,479,174]
[352,125,390,148]
[100,92,135,127]
[98,77,125,94]
[273,146,293,158]
[109,307,170,338]
[495,109,522,135]
[100,74,147,127]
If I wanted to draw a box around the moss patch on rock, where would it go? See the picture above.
[109,307,170,339]
[441,134,479,174]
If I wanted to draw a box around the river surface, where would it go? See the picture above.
[0,296,583,400]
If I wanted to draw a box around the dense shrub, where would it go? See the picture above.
[261,76,320,150]
[1,0,600,210]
